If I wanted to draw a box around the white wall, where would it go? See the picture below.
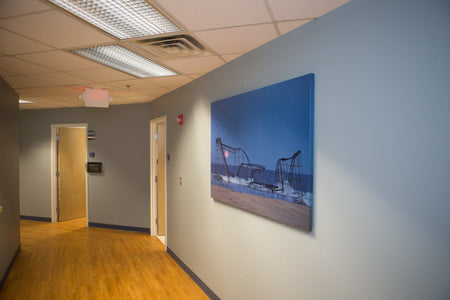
[148,0,450,299]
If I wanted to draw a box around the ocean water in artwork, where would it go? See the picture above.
[211,163,313,206]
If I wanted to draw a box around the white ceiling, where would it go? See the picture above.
[0,0,351,110]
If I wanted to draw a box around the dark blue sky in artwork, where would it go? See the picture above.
[211,73,314,175]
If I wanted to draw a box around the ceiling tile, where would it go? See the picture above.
[69,68,135,82]
[28,72,92,86]
[267,0,351,20]
[121,87,168,97]
[19,94,85,109]
[109,90,147,97]
[0,68,17,77]
[16,50,103,71]
[19,104,42,110]
[48,95,81,101]
[28,94,79,102]
[221,53,243,62]
[0,10,114,48]
[0,56,53,75]
[19,104,39,110]
[16,86,80,97]
[90,85,126,91]
[157,0,271,31]
[161,56,224,75]
[105,78,168,91]
[108,90,154,105]
[277,19,313,35]
[187,74,204,79]
[66,83,125,91]
[144,75,193,90]
[0,28,53,55]
[112,96,155,105]
[130,88,169,98]
[8,0,352,111]
[19,103,51,110]
[3,75,52,88]
[0,0,51,19]
[21,98,84,109]
[195,24,277,54]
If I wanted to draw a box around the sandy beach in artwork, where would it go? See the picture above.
[212,184,311,230]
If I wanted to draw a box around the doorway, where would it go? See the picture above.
[150,117,167,246]
[51,124,88,224]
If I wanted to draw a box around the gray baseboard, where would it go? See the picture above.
[88,222,150,234]
[20,215,51,222]
[167,247,220,300]
[0,245,20,291]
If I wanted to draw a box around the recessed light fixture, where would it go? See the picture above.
[72,45,177,78]
[46,0,180,39]
[19,99,35,104]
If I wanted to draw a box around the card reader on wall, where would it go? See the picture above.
[86,162,102,173]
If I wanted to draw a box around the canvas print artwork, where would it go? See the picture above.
[211,74,314,231]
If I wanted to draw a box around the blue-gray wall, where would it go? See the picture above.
[0,77,20,283]
[19,104,150,228]
[147,0,450,299]
[17,0,450,298]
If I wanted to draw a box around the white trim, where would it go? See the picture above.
[150,116,167,248]
[50,123,89,225]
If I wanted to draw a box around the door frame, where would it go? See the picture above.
[50,123,89,224]
[150,116,167,246]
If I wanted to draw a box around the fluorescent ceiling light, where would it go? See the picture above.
[19,99,35,104]
[46,0,180,39]
[72,45,177,78]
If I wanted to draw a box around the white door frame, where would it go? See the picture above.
[50,123,89,224]
[150,116,167,247]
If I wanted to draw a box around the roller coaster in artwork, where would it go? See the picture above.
[214,138,306,201]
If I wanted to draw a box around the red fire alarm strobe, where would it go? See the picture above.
[177,114,183,125]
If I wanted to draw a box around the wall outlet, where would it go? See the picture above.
[179,176,182,187]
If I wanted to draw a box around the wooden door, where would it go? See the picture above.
[58,127,86,221]
[157,123,166,235]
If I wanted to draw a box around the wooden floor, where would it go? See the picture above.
[0,218,208,300]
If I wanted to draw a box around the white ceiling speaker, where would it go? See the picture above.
[78,88,114,108]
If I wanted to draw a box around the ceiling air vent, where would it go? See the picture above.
[135,34,207,59]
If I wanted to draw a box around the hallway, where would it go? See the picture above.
[0,219,208,300]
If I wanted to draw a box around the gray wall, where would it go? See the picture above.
[20,104,150,228]
[148,0,450,299]
[0,77,20,280]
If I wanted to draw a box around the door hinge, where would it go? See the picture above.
[155,176,158,183]
[56,134,60,141]
[56,171,60,177]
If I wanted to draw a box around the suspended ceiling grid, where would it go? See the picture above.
[0,0,351,109]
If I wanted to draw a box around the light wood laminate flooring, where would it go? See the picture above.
[0,218,209,300]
